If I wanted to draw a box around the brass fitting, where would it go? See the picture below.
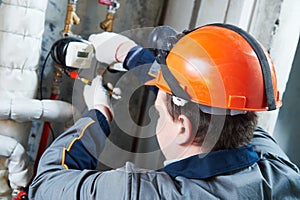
[62,3,80,37]
[100,12,115,32]
[51,66,63,95]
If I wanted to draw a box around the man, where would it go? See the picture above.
[29,24,300,199]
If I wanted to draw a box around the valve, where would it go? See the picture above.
[12,188,28,200]
[62,0,80,37]
[98,0,114,6]
[98,0,120,32]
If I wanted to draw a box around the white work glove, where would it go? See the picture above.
[83,75,113,121]
[88,32,137,65]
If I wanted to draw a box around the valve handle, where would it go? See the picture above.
[13,191,28,200]
[98,0,113,6]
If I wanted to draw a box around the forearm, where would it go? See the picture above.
[123,46,158,94]
[29,109,110,199]
[123,46,155,70]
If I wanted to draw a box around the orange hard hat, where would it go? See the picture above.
[146,23,281,113]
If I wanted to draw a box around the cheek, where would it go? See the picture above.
[156,113,177,149]
[156,118,166,146]
[156,115,165,134]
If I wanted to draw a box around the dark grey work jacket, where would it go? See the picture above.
[29,110,300,199]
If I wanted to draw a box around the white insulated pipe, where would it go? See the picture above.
[0,0,48,146]
[0,98,74,123]
[0,135,33,196]
[0,0,75,198]
[0,0,48,198]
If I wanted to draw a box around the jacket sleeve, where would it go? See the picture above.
[123,46,158,95]
[29,109,175,200]
[29,109,114,199]
[123,46,156,71]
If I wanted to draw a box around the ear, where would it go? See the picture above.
[175,114,194,145]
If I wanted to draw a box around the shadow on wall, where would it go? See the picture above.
[274,37,300,168]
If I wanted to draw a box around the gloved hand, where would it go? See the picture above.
[83,75,113,121]
[88,32,137,65]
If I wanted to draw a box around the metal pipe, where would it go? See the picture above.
[62,0,80,37]
[35,0,84,174]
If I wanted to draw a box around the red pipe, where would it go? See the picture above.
[34,71,61,173]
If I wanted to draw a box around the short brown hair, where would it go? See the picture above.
[165,93,257,151]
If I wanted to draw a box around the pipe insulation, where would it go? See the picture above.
[0,0,48,146]
[0,135,32,195]
[0,98,74,123]
[0,0,49,198]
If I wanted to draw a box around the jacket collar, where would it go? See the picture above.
[164,145,259,179]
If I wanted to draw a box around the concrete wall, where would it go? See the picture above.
[274,39,300,167]
[250,0,300,135]
[258,0,300,137]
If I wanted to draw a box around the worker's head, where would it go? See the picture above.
[147,23,281,159]
[154,89,258,159]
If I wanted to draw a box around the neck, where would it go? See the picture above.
[165,144,203,161]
